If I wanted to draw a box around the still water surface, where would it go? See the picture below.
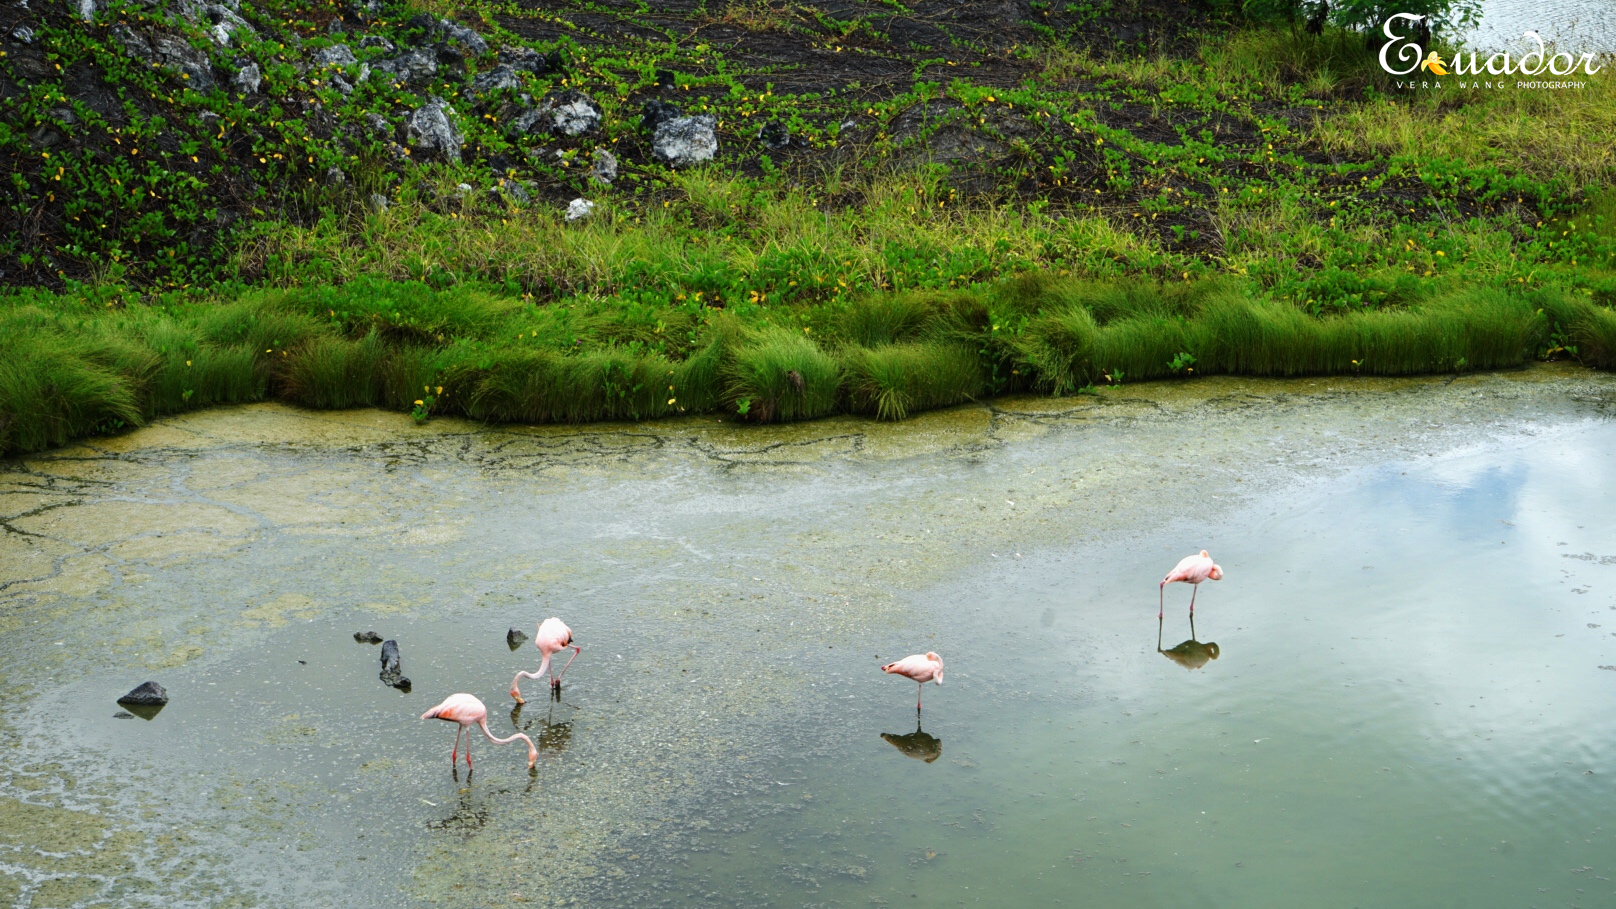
[1470,0,1614,52]
[1,372,1614,908]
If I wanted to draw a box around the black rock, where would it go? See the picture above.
[432,41,463,66]
[113,711,135,719]
[404,13,437,40]
[641,99,681,133]
[354,630,382,643]
[507,627,528,649]
[379,639,411,690]
[758,119,790,150]
[118,681,169,706]
[655,68,676,88]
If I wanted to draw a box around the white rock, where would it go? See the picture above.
[565,198,596,222]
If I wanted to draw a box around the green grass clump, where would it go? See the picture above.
[842,342,985,420]
[0,328,145,453]
[280,332,388,409]
[725,327,841,423]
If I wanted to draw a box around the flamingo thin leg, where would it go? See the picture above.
[1189,584,1198,616]
[553,645,581,688]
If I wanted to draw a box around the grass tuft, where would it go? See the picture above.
[725,327,841,423]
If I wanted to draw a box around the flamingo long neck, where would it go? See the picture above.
[477,718,535,750]
[535,652,552,679]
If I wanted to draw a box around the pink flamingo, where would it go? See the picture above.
[510,617,581,704]
[420,693,537,769]
[1160,549,1223,619]
[881,652,944,710]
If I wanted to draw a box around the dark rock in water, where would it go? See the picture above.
[118,681,169,706]
[641,99,680,133]
[758,119,790,150]
[652,114,717,168]
[379,639,411,690]
[113,711,135,719]
[507,627,528,649]
[354,630,382,643]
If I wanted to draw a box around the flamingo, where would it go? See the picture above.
[1160,549,1223,619]
[881,652,944,710]
[420,693,537,769]
[510,617,581,704]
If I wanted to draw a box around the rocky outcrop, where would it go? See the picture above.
[311,43,357,67]
[653,114,717,168]
[540,89,601,137]
[112,26,216,90]
[405,97,461,163]
[471,64,519,94]
[353,630,383,643]
[372,47,437,85]
[641,99,681,133]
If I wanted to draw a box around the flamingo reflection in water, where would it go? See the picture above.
[1157,613,1220,671]
[881,722,943,763]
[510,700,576,755]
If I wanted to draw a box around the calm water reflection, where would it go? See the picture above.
[881,723,944,763]
[1469,0,1615,51]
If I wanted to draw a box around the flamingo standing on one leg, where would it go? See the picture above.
[881,652,944,710]
[510,617,581,704]
[1160,549,1223,619]
[421,693,537,769]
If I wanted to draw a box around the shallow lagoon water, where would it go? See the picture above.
[2,367,1615,907]
[1470,0,1615,53]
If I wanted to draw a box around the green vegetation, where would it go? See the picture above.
[3,0,1615,454]
[7,271,1616,456]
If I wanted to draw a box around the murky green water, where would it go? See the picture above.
[2,368,1614,908]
